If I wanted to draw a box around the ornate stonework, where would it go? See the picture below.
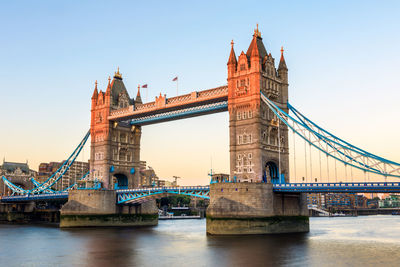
[227,27,289,183]
[90,72,141,189]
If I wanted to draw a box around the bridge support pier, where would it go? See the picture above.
[206,183,309,235]
[60,190,158,227]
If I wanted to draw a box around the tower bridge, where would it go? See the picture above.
[2,26,400,234]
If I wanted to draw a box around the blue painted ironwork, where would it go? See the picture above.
[29,170,90,193]
[2,131,90,195]
[260,92,400,178]
[0,192,69,202]
[77,178,102,190]
[273,182,400,193]
[130,101,228,125]
[30,177,55,193]
[116,186,210,204]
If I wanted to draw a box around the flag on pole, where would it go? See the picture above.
[172,76,178,95]
[142,84,148,88]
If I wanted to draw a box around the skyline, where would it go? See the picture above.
[1,1,400,185]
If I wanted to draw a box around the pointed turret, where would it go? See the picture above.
[278,46,288,70]
[91,80,98,99]
[105,76,111,96]
[228,40,237,65]
[246,24,267,60]
[248,36,260,58]
[246,24,268,72]
[227,40,237,78]
[136,84,142,104]
[278,46,288,86]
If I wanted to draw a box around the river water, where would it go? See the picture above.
[1,216,400,267]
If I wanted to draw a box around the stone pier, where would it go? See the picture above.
[60,189,158,227]
[206,183,309,235]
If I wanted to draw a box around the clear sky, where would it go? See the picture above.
[1,0,400,185]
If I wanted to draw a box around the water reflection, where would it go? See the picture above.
[63,228,143,267]
[1,216,400,266]
[206,234,308,266]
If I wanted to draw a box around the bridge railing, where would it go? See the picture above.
[116,186,210,193]
[1,192,69,202]
[273,182,400,188]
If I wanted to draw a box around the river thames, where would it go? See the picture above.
[1,215,400,266]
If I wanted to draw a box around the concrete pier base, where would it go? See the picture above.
[206,183,309,235]
[60,189,158,228]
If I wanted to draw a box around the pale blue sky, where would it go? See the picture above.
[1,1,400,185]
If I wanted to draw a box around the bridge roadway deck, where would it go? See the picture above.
[108,86,228,125]
[2,182,400,203]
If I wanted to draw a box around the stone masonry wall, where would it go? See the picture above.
[60,189,116,215]
[207,183,308,218]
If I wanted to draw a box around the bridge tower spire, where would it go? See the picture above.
[90,69,141,189]
[227,26,290,183]
[136,84,142,104]
[227,40,237,77]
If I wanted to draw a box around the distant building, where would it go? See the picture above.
[325,193,354,209]
[37,160,89,191]
[0,160,36,195]
[158,180,174,187]
[138,161,159,188]
[307,193,325,208]
[323,193,370,209]
[37,162,62,184]
[379,194,400,208]
[306,193,371,209]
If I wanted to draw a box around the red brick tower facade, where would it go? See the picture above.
[90,69,141,189]
[227,26,290,183]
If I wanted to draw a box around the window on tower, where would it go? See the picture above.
[120,133,127,143]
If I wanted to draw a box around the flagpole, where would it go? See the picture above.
[176,78,178,96]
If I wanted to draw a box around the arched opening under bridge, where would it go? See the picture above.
[113,174,128,190]
[265,161,279,183]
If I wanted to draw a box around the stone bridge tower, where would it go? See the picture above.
[90,69,141,189]
[207,27,308,235]
[227,25,289,183]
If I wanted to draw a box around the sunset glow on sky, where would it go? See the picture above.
[1,1,400,185]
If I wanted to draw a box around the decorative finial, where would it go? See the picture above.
[254,23,261,37]
[108,76,111,83]
[95,80,98,87]
[281,46,284,56]
[114,67,122,79]
[231,40,234,48]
